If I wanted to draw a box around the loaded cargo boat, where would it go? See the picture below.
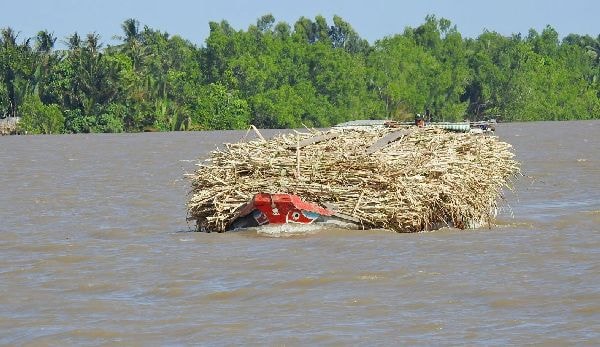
[223,118,496,231]
[333,119,496,133]
[186,121,519,233]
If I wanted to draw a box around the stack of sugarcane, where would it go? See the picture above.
[186,126,520,232]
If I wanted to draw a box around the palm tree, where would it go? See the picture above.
[85,32,102,54]
[33,30,58,103]
[121,18,141,44]
[66,32,82,51]
[35,30,56,54]
[119,18,145,70]
[1,27,17,48]
[1,27,33,117]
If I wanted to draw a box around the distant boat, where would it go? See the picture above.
[0,117,21,135]
[333,119,496,133]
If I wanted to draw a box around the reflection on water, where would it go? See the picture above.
[1,121,599,345]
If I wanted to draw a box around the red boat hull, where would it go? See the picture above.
[228,193,334,230]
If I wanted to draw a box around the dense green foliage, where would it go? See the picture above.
[1,15,599,133]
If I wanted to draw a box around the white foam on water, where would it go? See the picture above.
[254,223,325,237]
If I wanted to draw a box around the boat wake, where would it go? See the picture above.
[253,223,327,237]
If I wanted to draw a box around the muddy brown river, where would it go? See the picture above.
[1,121,599,345]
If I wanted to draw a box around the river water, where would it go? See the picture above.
[1,121,599,345]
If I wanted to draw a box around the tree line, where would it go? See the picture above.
[1,15,599,134]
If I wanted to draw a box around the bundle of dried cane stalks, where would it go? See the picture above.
[186,126,520,232]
